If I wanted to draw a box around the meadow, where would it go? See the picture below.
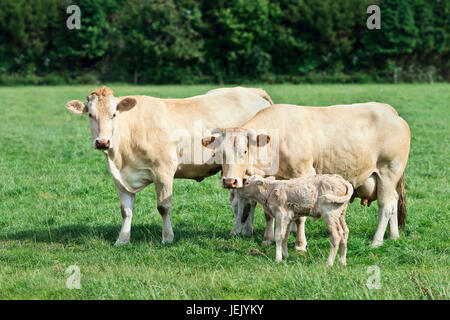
[0,84,448,299]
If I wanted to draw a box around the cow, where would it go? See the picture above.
[65,86,272,245]
[201,103,410,248]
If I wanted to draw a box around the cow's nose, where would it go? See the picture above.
[222,178,238,189]
[95,139,111,150]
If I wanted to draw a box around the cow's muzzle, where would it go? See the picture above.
[95,138,111,150]
[222,178,238,189]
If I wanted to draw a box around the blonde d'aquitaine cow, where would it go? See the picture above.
[65,86,272,245]
[202,103,410,248]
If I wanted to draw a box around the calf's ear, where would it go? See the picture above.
[256,134,270,147]
[66,100,87,115]
[117,97,137,112]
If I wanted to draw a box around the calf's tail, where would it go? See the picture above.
[397,174,407,229]
[321,180,354,204]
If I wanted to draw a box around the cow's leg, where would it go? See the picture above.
[241,199,256,236]
[388,209,399,240]
[371,174,399,248]
[154,177,175,244]
[114,183,135,246]
[230,195,248,236]
[294,217,307,252]
[262,208,274,246]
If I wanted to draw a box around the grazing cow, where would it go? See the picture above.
[66,86,272,245]
[202,103,410,248]
[238,174,353,264]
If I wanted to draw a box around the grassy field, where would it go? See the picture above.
[0,84,448,299]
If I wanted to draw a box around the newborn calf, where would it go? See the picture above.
[237,174,353,265]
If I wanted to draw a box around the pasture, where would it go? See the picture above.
[0,84,448,299]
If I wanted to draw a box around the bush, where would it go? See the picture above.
[0,0,447,84]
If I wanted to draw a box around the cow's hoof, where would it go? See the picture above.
[241,228,253,237]
[295,244,307,252]
[230,228,241,237]
[370,239,383,248]
[261,240,273,246]
[162,233,174,244]
[114,239,129,247]
[388,233,399,240]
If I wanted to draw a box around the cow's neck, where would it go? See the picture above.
[105,123,124,169]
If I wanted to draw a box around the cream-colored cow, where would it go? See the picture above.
[202,103,410,248]
[238,174,353,264]
[66,86,272,245]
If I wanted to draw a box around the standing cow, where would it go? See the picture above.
[66,86,272,245]
[202,103,410,248]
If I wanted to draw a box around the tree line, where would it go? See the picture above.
[0,0,448,84]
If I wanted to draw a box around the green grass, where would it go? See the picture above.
[0,84,449,299]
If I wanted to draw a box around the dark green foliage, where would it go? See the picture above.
[0,0,448,84]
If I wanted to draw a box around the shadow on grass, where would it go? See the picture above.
[0,222,234,246]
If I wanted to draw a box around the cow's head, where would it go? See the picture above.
[66,86,137,151]
[202,128,270,188]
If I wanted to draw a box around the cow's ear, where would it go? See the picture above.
[201,133,223,148]
[256,134,270,147]
[66,100,87,115]
[202,136,216,148]
[117,98,137,112]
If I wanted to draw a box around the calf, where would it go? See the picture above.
[237,174,353,265]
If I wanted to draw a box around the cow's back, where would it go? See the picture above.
[243,103,410,187]
[117,87,273,182]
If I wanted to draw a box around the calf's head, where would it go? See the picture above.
[66,86,137,151]
[237,175,273,198]
[202,128,270,188]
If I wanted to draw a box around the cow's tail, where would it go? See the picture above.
[321,180,354,204]
[397,174,407,229]
[251,88,274,105]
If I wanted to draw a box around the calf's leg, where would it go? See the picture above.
[274,210,289,262]
[338,206,349,266]
[282,216,293,259]
[323,214,341,266]
[295,217,307,252]
[262,208,275,246]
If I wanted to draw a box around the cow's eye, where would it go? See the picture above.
[88,113,92,118]
[112,113,116,118]
[244,150,248,154]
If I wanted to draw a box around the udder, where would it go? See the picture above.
[351,174,377,207]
